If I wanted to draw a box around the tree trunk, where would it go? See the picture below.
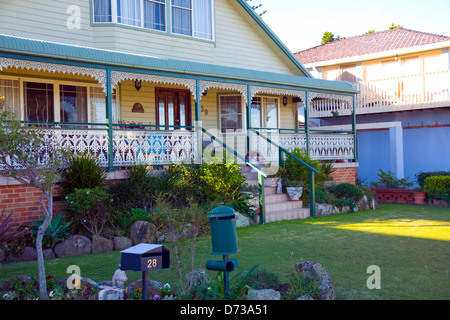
[36,190,53,300]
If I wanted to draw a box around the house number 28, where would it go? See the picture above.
[147,258,158,269]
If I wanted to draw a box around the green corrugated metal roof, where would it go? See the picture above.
[0,34,356,93]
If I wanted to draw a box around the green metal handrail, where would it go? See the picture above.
[201,127,268,224]
[250,129,319,218]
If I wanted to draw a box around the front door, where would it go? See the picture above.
[155,88,191,130]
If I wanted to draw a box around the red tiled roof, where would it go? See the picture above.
[294,28,450,64]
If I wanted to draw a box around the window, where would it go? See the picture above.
[93,0,213,40]
[93,0,166,32]
[60,85,88,123]
[144,0,166,31]
[0,79,20,117]
[24,82,54,123]
[251,97,278,129]
[219,95,242,133]
[172,0,213,40]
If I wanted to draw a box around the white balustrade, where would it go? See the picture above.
[309,70,450,118]
[31,129,197,167]
[308,134,354,160]
[112,130,197,166]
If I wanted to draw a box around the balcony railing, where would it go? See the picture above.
[309,70,450,118]
[1,124,356,172]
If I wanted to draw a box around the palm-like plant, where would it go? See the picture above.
[0,209,17,249]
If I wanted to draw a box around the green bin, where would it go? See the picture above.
[208,206,239,256]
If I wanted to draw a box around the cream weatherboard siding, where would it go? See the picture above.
[0,0,304,76]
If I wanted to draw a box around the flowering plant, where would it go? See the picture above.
[0,96,5,109]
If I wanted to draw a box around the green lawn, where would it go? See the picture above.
[1,203,449,300]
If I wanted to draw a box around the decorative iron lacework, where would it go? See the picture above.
[199,81,248,102]
[308,92,353,104]
[112,130,197,166]
[309,134,354,160]
[250,86,306,101]
[0,57,107,92]
[111,71,197,99]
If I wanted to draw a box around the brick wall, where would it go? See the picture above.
[0,171,128,233]
[329,163,358,185]
[0,183,66,231]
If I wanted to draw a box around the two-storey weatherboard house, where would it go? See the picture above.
[295,28,450,186]
[0,0,357,224]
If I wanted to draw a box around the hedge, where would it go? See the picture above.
[424,176,450,202]
[416,171,450,188]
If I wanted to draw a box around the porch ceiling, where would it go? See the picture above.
[0,34,356,95]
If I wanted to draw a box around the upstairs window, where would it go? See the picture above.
[172,0,213,40]
[93,0,166,32]
[93,0,213,40]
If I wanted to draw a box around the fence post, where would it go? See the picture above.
[258,172,266,224]
[106,68,114,172]
[309,169,316,218]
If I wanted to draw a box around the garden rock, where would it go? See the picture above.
[315,203,340,217]
[186,268,207,287]
[113,236,132,251]
[98,286,125,300]
[54,235,92,258]
[235,211,251,228]
[130,221,156,245]
[356,195,371,211]
[127,279,164,298]
[294,261,335,300]
[247,289,281,300]
[92,235,113,254]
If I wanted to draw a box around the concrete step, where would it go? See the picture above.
[266,208,310,223]
[265,200,303,213]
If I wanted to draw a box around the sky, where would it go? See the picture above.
[254,0,450,53]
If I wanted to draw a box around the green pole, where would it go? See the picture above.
[309,169,316,217]
[246,85,251,156]
[195,79,202,164]
[106,69,114,172]
[258,172,266,224]
[304,91,310,155]
[352,95,358,162]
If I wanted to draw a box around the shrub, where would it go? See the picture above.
[416,171,450,188]
[199,154,247,202]
[370,169,413,189]
[286,270,321,300]
[0,209,18,250]
[246,267,280,290]
[60,153,107,195]
[65,187,111,235]
[424,176,450,202]
[331,182,364,201]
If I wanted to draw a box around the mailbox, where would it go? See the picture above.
[120,243,170,272]
[208,206,239,256]
[120,243,170,300]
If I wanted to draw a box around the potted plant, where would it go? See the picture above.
[283,178,305,201]
[412,187,426,205]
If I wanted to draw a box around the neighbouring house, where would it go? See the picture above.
[294,27,450,186]
[0,0,357,225]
